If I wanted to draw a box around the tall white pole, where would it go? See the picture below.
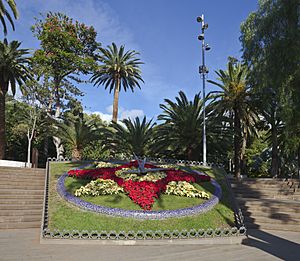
[198,14,208,166]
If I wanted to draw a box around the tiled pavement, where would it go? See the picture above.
[0,228,299,261]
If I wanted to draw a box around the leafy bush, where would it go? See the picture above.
[74,179,124,197]
[115,169,167,182]
[165,181,210,199]
[95,161,120,168]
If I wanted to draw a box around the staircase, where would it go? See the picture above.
[0,166,45,229]
[230,178,300,232]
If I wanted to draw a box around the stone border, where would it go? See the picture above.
[57,170,222,220]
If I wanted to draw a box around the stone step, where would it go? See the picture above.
[230,178,299,183]
[231,183,290,188]
[242,209,300,219]
[0,215,41,223]
[244,215,300,225]
[0,173,45,179]
[0,221,41,229]
[0,189,44,195]
[232,187,299,195]
[236,197,300,207]
[240,204,300,214]
[0,194,44,200]
[231,184,298,192]
[234,192,300,200]
[0,166,45,172]
[0,209,42,216]
[0,204,43,210]
[0,184,45,190]
[0,199,43,205]
[245,222,300,232]
[0,180,45,186]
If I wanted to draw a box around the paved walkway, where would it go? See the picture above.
[0,229,299,260]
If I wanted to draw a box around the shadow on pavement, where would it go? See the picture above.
[242,229,300,261]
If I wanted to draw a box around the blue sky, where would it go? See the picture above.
[9,0,258,122]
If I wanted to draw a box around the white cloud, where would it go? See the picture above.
[85,108,145,124]
[17,0,137,49]
[105,105,113,114]
[120,109,144,120]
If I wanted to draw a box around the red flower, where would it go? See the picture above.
[67,161,211,210]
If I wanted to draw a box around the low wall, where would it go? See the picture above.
[0,160,31,168]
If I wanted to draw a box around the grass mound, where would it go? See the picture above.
[48,162,235,232]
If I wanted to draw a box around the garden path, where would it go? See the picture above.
[0,228,299,260]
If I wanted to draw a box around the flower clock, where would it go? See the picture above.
[67,160,211,211]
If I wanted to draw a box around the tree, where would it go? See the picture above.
[0,40,31,159]
[31,12,100,159]
[103,116,155,156]
[0,0,18,35]
[58,117,99,161]
[91,43,144,122]
[240,0,299,177]
[154,91,205,161]
[208,61,256,178]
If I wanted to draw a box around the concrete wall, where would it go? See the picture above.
[0,160,31,168]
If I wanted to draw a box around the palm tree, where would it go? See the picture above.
[58,117,99,161]
[0,0,18,35]
[91,43,144,122]
[208,61,256,178]
[0,40,31,159]
[103,116,155,156]
[154,91,204,161]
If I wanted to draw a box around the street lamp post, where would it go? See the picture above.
[197,14,210,166]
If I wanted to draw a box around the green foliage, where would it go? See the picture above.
[240,0,300,176]
[245,131,270,177]
[115,169,167,182]
[31,12,99,79]
[91,42,144,122]
[208,61,257,177]
[0,0,18,35]
[58,116,101,160]
[165,181,210,199]
[0,40,32,95]
[155,91,203,160]
[74,179,124,197]
[103,116,155,157]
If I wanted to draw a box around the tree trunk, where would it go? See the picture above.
[72,148,82,161]
[297,145,300,179]
[0,80,8,159]
[270,124,279,177]
[241,130,247,176]
[234,107,242,179]
[53,82,64,160]
[27,137,32,167]
[112,77,120,123]
[186,146,193,161]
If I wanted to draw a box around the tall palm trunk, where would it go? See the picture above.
[298,145,300,179]
[0,79,8,159]
[234,107,242,178]
[241,130,247,176]
[112,77,120,123]
[72,148,82,161]
[270,123,279,177]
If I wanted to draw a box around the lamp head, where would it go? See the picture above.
[205,44,211,51]
[196,16,203,23]
[198,34,204,41]
[202,23,208,30]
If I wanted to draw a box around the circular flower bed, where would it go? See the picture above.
[57,160,222,219]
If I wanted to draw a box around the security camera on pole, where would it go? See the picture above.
[197,14,210,166]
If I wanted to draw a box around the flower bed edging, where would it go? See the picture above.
[57,170,222,220]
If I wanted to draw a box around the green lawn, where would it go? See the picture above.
[48,162,235,232]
